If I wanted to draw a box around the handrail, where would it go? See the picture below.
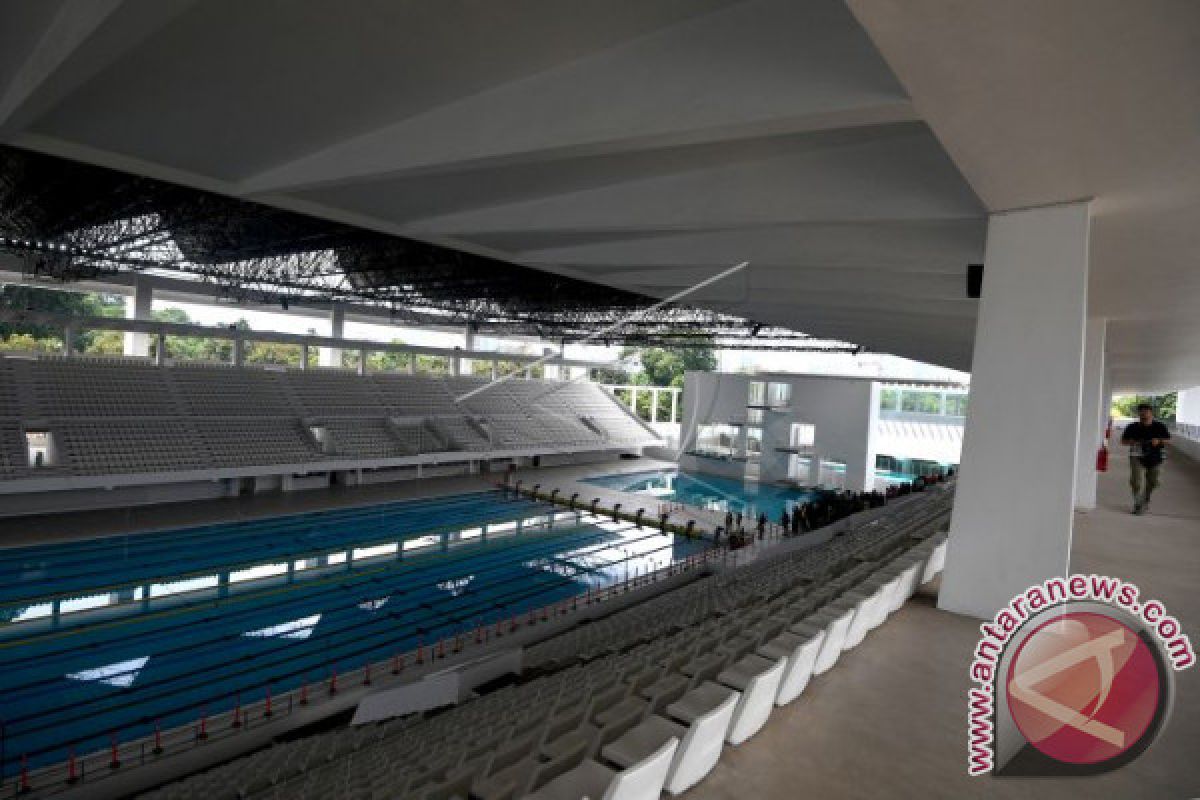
[0,495,548,610]
[0,309,610,371]
[3,495,719,799]
[1,520,682,770]
[1171,422,1199,441]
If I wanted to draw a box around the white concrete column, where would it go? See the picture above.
[62,324,73,355]
[545,347,563,381]
[458,327,475,376]
[940,201,1091,619]
[841,381,880,492]
[232,334,245,367]
[1177,387,1200,425]
[1074,318,1107,511]
[320,303,344,368]
[671,389,679,423]
[123,277,153,357]
[651,389,660,423]
[155,332,166,365]
[758,411,792,483]
[1100,367,1113,436]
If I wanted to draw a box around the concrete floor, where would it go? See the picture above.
[0,456,701,548]
[688,450,1199,799]
[0,471,498,547]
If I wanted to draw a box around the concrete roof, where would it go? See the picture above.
[0,1,1194,390]
[847,0,1200,391]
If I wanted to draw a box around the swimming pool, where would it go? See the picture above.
[582,469,824,521]
[0,490,705,773]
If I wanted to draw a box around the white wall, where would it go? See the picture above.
[1178,387,1200,424]
[874,418,963,464]
[679,371,879,490]
[1074,317,1107,510]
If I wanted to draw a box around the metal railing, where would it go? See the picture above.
[0,309,612,374]
[1171,422,1199,441]
[4,527,718,799]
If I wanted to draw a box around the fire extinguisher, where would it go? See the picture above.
[1096,444,1109,472]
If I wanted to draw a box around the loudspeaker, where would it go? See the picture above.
[967,263,984,298]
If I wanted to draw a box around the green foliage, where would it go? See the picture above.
[901,390,941,414]
[945,394,969,416]
[591,364,632,385]
[0,284,125,352]
[1112,393,1176,421]
[153,309,233,363]
[0,332,61,353]
[632,344,717,389]
[593,339,717,391]
[601,340,716,421]
[367,344,411,372]
[87,330,125,355]
[417,355,450,375]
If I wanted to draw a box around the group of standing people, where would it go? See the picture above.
[775,470,953,537]
[715,469,959,549]
[779,489,880,535]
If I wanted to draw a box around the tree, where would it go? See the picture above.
[591,364,633,385]
[1112,393,1176,421]
[146,308,231,362]
[0,332,60,353]
[609,340,717,421]
[0,284,124,352]
[634,344,717,389]
[368,342,411,373]
[86,330,125,355]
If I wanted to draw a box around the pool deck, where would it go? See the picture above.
[509,458,734,537]
[0,470,498,548]
[0,456,726,549]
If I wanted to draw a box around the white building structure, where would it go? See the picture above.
[678,371,965,492]
[0,0,1197,629]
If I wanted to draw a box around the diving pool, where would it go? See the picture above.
[582,469,824,521]
[0,490,705,773]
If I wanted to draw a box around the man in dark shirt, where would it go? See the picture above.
[1120,403,1171,515]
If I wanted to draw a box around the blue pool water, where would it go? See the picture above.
[582,469,824,521]
[0,491,705,773]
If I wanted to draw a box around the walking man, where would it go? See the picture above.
[1120,403,1171,515]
